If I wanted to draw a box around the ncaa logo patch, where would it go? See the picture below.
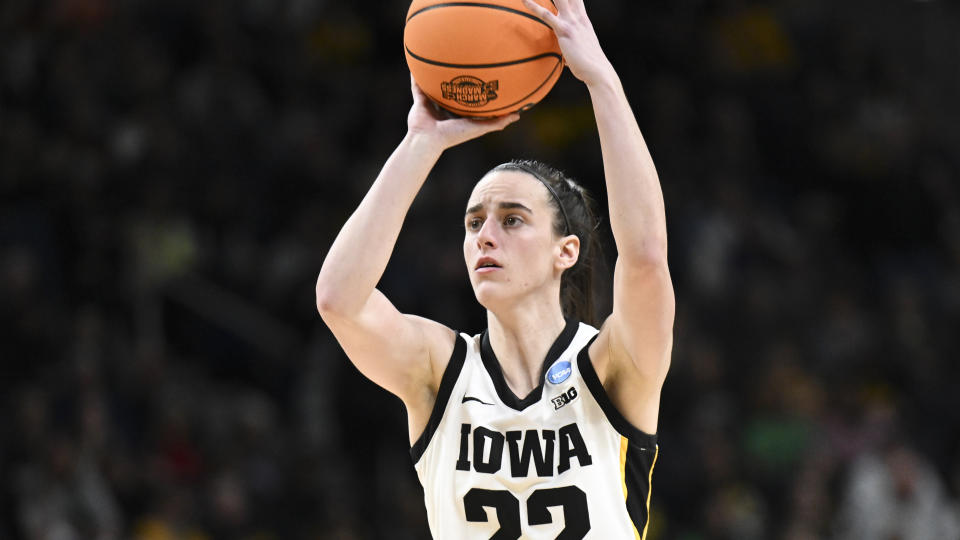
[546,360,572,385]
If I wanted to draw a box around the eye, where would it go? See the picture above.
[466,217,483,231]
[503,215,523,227]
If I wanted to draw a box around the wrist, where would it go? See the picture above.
[583,64,621,95]
[402,131,446,160]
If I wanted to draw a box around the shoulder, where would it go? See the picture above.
[404,314,462,393]
[400,317,473,447]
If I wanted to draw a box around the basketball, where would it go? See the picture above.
[404,0,563,118]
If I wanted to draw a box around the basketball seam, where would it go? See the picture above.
[406,2,552,28]
[405,47,562,69]
[423,56,563,115]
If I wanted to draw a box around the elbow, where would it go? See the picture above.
[619,240,668,270]
[315,289,333,317]
[612,222,668,268]
[315,295,334,318]
[316,270,367,320]
[315,276,342,317]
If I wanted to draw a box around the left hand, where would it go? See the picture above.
[522,0,615,87]
[407,75,519,152]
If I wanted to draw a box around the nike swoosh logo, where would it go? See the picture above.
[462,396,495,406]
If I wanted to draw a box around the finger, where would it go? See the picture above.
[450,113,520,136]
[410,76,433,108]
[521,0,558,27]
[410,73,421,101]
[552,0,572,15]
[479,112,521,134]
[459,113,516,129]
[410,73,426,102]
[570,0,587,17]
[489,112,521,130]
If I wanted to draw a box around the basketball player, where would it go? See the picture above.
[316,1,673,537]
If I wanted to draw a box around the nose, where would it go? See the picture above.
[476,218,498,250]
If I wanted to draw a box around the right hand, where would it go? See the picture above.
[407,74,520,152]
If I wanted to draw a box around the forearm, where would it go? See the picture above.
[588,71,668,263]
[316,133,443,316]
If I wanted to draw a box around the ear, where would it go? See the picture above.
[555,234,581,272]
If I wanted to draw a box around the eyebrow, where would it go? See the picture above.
[465,202,534,216]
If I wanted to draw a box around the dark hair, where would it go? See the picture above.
[488,159,602,327]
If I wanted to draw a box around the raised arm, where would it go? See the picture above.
[316,79,518,434]
[523,0,674,433]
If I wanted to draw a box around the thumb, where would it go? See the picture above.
[410,74,430,104]
[456,113,520,139]
[478,112,521,133]
[441,112,521,147]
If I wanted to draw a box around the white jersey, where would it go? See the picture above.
[411,320,659,540]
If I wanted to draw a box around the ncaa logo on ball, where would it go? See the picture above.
[546,361,572,385]
[441,75,499,107]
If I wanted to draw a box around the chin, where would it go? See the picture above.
[472,281,513,312]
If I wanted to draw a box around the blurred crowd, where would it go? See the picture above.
[3,0,960,538]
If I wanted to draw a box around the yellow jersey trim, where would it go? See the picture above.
[620,436,642,540]
[641,445,660,540]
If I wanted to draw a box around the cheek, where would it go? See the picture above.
[516,236,552,271]
[463,239,475,271]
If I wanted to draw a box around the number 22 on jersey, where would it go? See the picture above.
[464,485,589,539]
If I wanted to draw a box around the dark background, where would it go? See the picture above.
[2,0,959,538]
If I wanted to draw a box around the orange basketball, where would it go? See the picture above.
[404,0,563,118]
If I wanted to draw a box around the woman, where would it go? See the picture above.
[315,0,674,537]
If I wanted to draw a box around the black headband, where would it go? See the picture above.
[499,162,572,235]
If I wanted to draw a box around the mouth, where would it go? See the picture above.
[474,257,502,272]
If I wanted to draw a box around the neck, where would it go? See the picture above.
[486,298,568,398]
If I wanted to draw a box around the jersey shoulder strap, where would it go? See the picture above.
[410,332,469,464]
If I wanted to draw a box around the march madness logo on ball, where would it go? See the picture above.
[441,76,499,107]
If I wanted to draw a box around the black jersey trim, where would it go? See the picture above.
[623,439,659,538]
[578,336,659,535]
[479,318,579,411]
[410,332,467,464]
[577,336,658,448]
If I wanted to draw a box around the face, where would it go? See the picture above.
[463,170,579,311]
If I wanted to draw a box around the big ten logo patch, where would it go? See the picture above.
[552,387,578,410]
